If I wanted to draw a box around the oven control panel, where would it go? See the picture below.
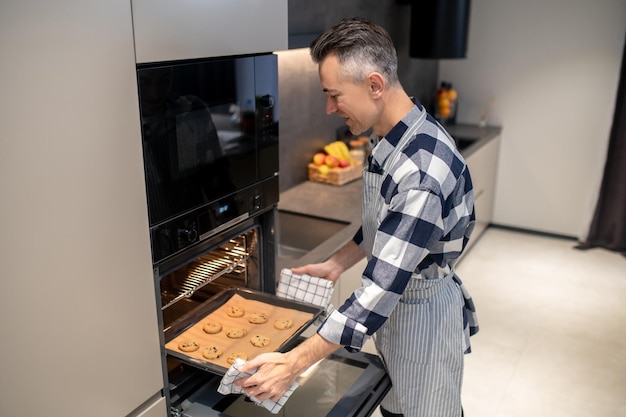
[150,176,278,264]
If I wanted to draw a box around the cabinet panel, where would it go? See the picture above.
[1,2,164,416]
[464,136,501,248]
[132,396,168,417]
[132,0,288,62]
[338,258,368,303]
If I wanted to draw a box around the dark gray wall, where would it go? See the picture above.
[278,0,438,191]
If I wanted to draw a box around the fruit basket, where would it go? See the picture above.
[307,140,364,186]
[308,160,363,186]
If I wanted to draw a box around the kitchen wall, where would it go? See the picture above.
[277,0,439,191]
[439,0,626,238]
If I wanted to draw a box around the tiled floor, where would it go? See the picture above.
[369,226,626,417]
[457,227,626,417]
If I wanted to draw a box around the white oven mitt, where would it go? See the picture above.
[217,358,298,414]
[276,268,335,324]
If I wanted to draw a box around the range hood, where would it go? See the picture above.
[409,0,472,59]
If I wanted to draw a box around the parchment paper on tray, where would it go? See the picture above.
[165,290,316,373]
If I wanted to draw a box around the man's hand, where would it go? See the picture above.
[292,240,366,283]
[234,334,341,401]
[234,242,362,401]
[234,352,298,402]
[291,262,341,283]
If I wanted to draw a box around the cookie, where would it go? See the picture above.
[202,321,223,334]
[178,340,199,352]
[226,327,247,339]
[273,319,293,330]
[250,334,271,347]
[225,305,245,318]
[247,312,268,324]
[227,352,248,365]
[201,346,223,360]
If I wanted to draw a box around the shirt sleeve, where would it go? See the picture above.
[352,226,363,246]
[318,183,446,351]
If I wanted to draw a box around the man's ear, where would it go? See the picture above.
[367,72,385,98]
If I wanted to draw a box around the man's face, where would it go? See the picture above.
[318,54,378,135]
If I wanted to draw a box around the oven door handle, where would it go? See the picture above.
[200,213,250,242]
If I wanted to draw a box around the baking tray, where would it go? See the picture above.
[164,287,324,375]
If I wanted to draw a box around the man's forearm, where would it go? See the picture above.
[292,240,366,283]
[326,240,366,277]
[285,332,342,375]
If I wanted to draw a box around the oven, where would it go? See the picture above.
[137,53,280,265]
[137,52,390,417]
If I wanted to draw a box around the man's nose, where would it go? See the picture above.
[325,97,337,115]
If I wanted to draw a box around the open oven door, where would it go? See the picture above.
[176,338,391,417]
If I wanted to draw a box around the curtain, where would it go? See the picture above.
[577,36,626,256]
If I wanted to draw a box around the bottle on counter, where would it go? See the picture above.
[349,136,370,164]
[434,81,458,125]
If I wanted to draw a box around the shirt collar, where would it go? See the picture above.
[368,99,426,171]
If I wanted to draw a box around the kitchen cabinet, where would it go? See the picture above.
[443,124,501,255]
[133,0,288,62]
[287,0,398,49]
[463,134,501,253]
[1,2,164,416]
[135,398,168,417]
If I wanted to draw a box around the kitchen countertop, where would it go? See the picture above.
[277,179,363,272]
[444,123,502,157]
[276,123,502,271]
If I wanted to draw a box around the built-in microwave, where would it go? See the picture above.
[136,53,279,264]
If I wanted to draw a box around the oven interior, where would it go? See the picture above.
[159,227,261,332]
[156,224,264,414]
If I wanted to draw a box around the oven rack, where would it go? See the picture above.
[161,238,249,311]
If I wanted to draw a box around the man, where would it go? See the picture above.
[235,17,478,417]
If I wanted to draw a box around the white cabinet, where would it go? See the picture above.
[334,258,379,355]
[334,258,367,309]
[1,2,164,416]
[135,397,168,417]
[132,0,288,63]
[464,135,501,251]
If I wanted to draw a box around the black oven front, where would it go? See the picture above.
[137,53,279,264]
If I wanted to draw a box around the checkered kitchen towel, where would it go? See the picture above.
[217,358,298,414]
[276,268,334,322]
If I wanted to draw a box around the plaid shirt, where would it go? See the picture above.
[317,104,475,351]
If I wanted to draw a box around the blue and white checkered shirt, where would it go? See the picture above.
[317,103,476,351]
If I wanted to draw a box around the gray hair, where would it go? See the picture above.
[310,17,399,86]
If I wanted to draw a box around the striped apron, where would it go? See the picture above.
[362,107,466,417]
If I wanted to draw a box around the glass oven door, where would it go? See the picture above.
[174,343,391,417]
